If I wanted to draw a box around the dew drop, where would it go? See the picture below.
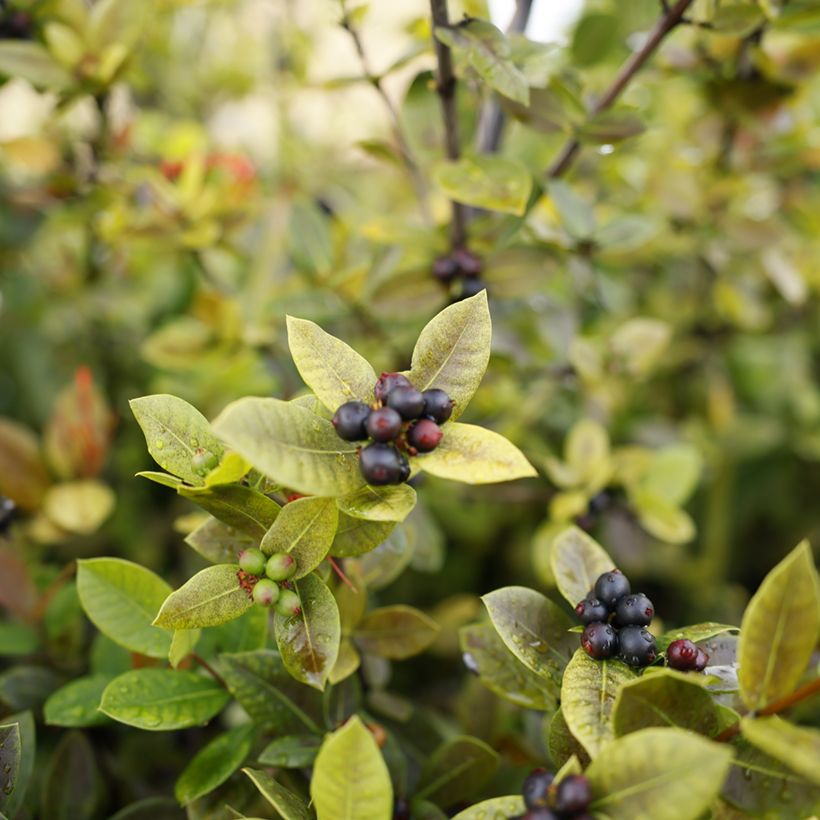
[462,652,480,675]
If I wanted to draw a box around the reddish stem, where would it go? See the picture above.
[328,556,358,593]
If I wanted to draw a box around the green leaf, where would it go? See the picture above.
[154,564,252,630]
[407,291,491,422]
[219,651,321,732]
[738,540,820,710]
[547,707,590,771]
[178,484,280,540]
[244,768,312,820]
[657,622,738,652]
[560,649,637,758]
[586,728,733,820]
[450,796,525,820]
[359,525,414,589]
[741,716,820,787]
[43,480,115,534]
[547,180,596,239]
[274,574,341,691]
[637,443,701,506]
[550,526,614,607]
[577,109,645,144]
[310,715,393,820]
[336,484,417,523]
[44,675,111,727]
[261,496,339,578]
[612,669,719,737]
[77,558,172,658]
[332,513,395,558]
[460,623,557,710]
[0,711,33,820]
[286,316,377,412]
[130,394,223,487]
[0,42,73,88]
[564,419,611,488]
[0,723,20,816]
[169,628,201,668]
[417,736,499,806]
[136,471,183,489]
[213,398,363,496]
[107,797,185,820]
[41,731,104,820]
[632,489,696,544]
[434,156,532,216]
[100,669,229,730]
[258,735,322,768]
[0,621,39,656]
[419,422,536,484]
[353,605,439,660]
[185,516,254,564]
[482,586,576,691]
[175,724,255,805]
[204,452,250,487]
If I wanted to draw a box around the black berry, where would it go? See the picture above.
[0,496,17,535]
[665,639,699,671]
[553,774,592,815]
[693,648,709,672]
[618,625,657,667]
[581,622,619,660]
[613,593,654,627]
[432,255,459,282]
[422,388,454,424]
[452,247,483,276]
[332,401,371,441]
[386,386,425,420]
[522,768,553,810]
[365,407,403,442]
[575,597,609,626]
[594,569,631,609]
[359,443,409,485]
[393,798,411,820]
[406,419,442,453]
[458,277,487,300]
[374,372,411,404]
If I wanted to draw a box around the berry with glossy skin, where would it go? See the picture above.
[553,775,592,815]
[575,597,609,625]
[192,448,219,474]
[594,569,631,609]
[252,578,280,607]
[266,553,296,581]
[665,639,699,671]
[359,443,409,485]
[406,419,443,453]
[422,388,454,424]
[521,811,559,820]
[365,407,403,442]
[619,625,657,667]
[432,255,459,283]
[0,496,17,535]
[614,593,654,627]
[458,277,487,300]
[332,401,371,441]
[386,385,425,420]
[276,588,302,617]
[452,247,483,276]
[522,768,554,809]
[693,648,709,672]
[238,548,266,576]
[374,372,412,404]
[581,622,619,660]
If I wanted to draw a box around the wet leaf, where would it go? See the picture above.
[44,675,111,727]
[741,716,820,787]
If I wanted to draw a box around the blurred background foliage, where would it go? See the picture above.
[0,0,819,815]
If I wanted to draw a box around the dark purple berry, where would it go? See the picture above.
[422,388,454,424]
[406,419,442,453]
[458,277,487,300]
[374,372,412,404]
[359,443,409,486]
[0,496,17,535]
[619,625,657,667]
[393,797,411,820]
[553,774,592,815]
[594,569,631,610]
[581,622,619,660]
[365,407,403,442]
[613,593,654,627]
[432,255,459,282]
[665,639,699,671]
[693,648,709,672]
[575,597,609,626]
[452,247,483,276]
[386,385,425,420]
[521,810,559,820]
[332,401,371,441]
[522,768,553,809]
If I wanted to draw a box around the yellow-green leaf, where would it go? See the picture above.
[244,767,312,820]
[353,605,439,660]
[741,716,820,787]
[178,484,280,540]
[550,526,614,608]
[417,736,499,806]
[336,484,417,523]
[43,480,115,535]
[44,675,111,728]
[434,156,532,216]
[450,796,524,820]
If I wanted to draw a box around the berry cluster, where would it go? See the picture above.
[332,373,454,486]
[513,768,593,819]
[432,247,487,301]
[665,638,709,672]
[575,570,657,668]
[237,548,302,617]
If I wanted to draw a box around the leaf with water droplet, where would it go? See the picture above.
[44,675,111,728]
[0,722,20,816]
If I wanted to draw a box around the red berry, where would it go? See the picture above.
[693,648,709,672]
[666,639,699,671]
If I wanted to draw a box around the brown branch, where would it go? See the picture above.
[191,653,228,689]
[546,0,696,179]
[429,0,467,249]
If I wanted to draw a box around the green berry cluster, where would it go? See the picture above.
[238,548,301,617]
[331,373,454,486]
[513,768,593,819]
[575,569,657,667]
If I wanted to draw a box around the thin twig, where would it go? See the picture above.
[340,1,431,223]
[429,0,467,249]
[546,0,696,179]
[191,653,228,689]
[328,556,358,593]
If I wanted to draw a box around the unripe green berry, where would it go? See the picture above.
[192,448,219,474]
[238,547,266,576]
[276,588,302,617]
[266,553,297,581]
[252,578,280,607]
